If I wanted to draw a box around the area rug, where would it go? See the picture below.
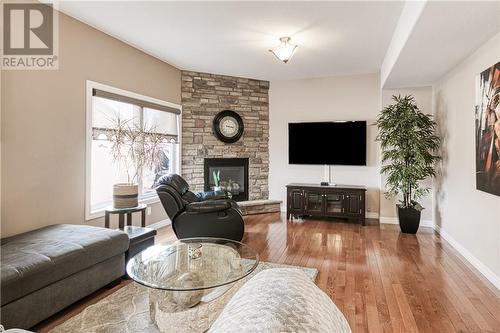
[49,261,318,333]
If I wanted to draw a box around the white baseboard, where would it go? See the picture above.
[379,216,435,228]
[147,219,171,230]
[434,225,500,290]
[379,216,399,224]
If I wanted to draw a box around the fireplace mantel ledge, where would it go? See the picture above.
[237,199,282,216]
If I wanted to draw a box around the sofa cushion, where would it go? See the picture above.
[209,268,351,333]
[0,224,129,306]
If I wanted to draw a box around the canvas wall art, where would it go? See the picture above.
[475,61,500,196]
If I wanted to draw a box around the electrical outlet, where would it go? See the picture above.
[147,206,152,215]
[367,207,371,212]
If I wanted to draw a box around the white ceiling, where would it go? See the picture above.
[56,1,500,86]
[57,1,404,81]
[384,1,500,88]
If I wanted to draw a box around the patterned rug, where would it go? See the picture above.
[49,262,318,333]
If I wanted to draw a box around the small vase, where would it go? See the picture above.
[113,183,138,208]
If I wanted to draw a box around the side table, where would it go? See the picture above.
[105,204,147,229]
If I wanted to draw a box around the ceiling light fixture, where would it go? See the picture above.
[269,37,297,64]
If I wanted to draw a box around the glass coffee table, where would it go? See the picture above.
[126,238,259,332]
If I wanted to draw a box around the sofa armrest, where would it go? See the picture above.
[186,200,232,213]
[196,190,231,201]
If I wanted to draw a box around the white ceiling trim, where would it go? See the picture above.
[383,0,500,88]
[380,0,427,87]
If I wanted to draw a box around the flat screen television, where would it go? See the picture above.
[288,121,366,165]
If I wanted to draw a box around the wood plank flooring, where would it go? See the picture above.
[35,213,500,332]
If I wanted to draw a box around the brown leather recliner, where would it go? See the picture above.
[155,174,244,241]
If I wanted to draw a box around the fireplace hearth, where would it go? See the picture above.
[204,158,249,201]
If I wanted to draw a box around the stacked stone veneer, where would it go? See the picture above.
[181,71,269,200]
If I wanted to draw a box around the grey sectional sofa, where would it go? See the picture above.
[0,224,129,329]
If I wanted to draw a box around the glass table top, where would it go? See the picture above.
[126,238,259,291]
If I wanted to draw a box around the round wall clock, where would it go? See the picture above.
[213,110,244,143]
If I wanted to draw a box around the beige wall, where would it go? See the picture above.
[434,32,500,284]
[380,87,434,222]
[269,74,381,216]
[1,12,181,237]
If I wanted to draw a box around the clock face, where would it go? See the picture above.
[220,116,239,137]
[213,110,244,143]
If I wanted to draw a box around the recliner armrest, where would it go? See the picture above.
[196,190,231,201]
[186,200,232,213]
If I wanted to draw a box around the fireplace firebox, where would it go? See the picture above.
[204,158,249,202]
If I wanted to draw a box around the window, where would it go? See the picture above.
[86,81,181,219]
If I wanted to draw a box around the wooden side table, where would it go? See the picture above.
[105,204,147,229]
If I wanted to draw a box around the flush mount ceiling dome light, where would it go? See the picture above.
[269,37,297,63]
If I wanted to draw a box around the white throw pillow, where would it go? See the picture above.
[209,268,351,333]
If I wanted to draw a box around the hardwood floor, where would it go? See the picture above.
[35,213,500,333]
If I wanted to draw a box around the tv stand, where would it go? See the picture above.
[286,183,366,225]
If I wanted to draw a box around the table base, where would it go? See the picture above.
[149,281,242,333]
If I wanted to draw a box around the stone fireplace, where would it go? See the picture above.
[181,71,270,201]
[204,158,249,201]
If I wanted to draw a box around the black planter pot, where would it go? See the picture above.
[397,205,421,234]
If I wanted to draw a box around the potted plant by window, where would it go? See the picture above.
[108,116,164,209]
[375,95,440,234]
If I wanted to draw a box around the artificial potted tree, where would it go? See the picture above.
[108,116,164,208]
[375,95,440,234]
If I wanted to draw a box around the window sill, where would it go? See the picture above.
[86,195,161,221]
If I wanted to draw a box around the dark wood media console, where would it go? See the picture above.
[286,183,366,225]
